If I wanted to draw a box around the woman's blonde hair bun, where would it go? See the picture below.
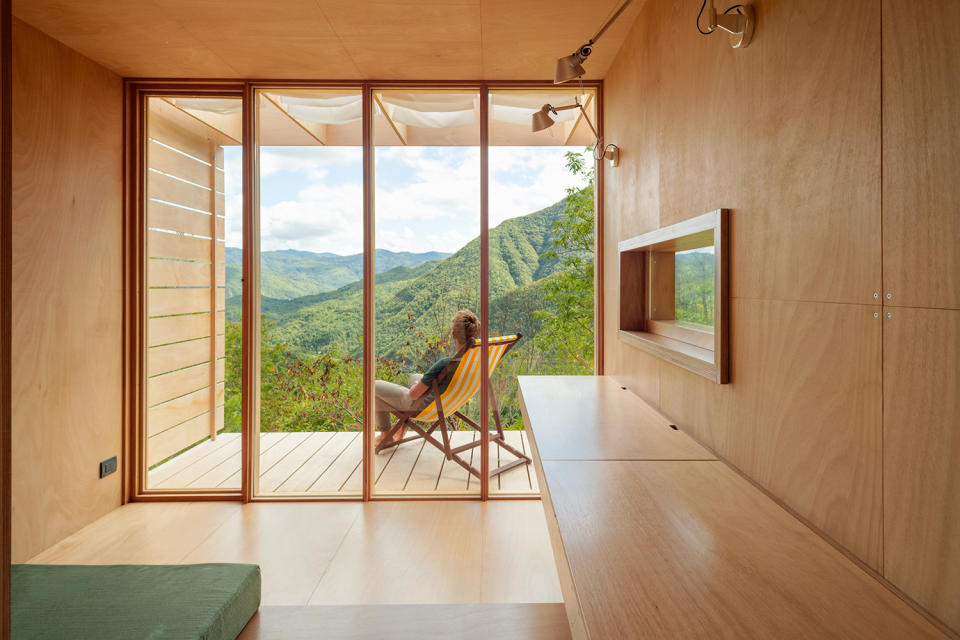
[451,309,480,347]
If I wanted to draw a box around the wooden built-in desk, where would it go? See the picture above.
[519,376,946,640]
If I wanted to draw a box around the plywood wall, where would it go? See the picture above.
[0,0,11,635]
[603,0,959,634]
[10,19,122,562]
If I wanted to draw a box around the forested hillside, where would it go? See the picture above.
[224,198,577,361]
[224,248,449,300]
[222,152,605,433]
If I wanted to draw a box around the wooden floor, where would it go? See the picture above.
[29,501,564,607]
[148,431,539,496]
[237,604,571,639]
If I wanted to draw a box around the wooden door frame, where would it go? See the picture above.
[123,79,604,503]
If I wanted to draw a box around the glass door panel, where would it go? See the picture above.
[487,88,597,496]
[144,95,242,491]
[253,88,364,497]
[372,89,482,496]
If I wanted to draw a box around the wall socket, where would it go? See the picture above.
[99,456,117,478]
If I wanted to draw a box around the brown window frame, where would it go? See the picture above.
[618,209,729,384]
[124,79,605,503]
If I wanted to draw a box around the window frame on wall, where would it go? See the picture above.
[617,209,729,384]
[124,80,604,503]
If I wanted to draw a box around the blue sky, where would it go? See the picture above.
[223,146,590,255]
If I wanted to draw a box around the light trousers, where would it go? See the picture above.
[374,373,423,430]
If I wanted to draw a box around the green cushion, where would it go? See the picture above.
[12,563,261,640]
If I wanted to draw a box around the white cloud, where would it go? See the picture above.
[259,146,361,176]
[260,182,364,253]
[223,145,592,255]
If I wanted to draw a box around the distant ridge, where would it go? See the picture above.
[224,248,450,299]
[225,196,580,359]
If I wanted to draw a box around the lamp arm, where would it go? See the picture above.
[548,104,601,141]
[576,109,601,142]
[591,0,634,43]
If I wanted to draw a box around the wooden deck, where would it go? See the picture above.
[148,430,539,496]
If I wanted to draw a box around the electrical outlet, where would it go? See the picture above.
[99,456,117,478]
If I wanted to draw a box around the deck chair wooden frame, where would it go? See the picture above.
[375,334,531,480]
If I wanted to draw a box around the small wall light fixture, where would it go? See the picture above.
[531,100,620,167]
[697,0,755,49]
[554,0,634,84]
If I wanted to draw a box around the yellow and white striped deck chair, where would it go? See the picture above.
[375,333,530,479]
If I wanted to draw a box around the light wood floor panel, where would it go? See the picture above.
[307,501,485,605]
[237,603,571,640]
[480,501,563,603]
[28,501,561,609]
[27,502,239,565]
[182,503,360,606]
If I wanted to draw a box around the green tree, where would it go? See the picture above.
[534,151,595,373]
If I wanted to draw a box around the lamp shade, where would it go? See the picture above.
[554,54,586,84]
[531,106,556,132]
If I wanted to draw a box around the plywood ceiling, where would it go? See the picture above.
[12,0,645,80]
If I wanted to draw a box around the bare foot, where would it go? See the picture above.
[390,426,408,445]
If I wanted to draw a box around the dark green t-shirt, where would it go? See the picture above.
[420,355,459,398]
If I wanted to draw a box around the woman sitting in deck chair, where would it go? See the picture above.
[373,309,480,450]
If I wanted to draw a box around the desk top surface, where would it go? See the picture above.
[518,375,714,461]
[520,375,946,640]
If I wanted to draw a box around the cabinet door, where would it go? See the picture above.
[882,0,960,310]
[883,307,960,632]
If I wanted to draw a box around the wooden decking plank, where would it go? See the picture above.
[259,432,335,493]
[436,431,476,492]
[473,435,498,493]
[497,430,533,494]
[219,432,311,488]
[341,435,397,493]
[147,428,541,496]
[522,431,539,493]
[374,438,424,494]
[154,434,242,488]
[146,433,235,487]
[309,433,363,493]
[190,432,287,489]
[276,432,357,493]
[404,430,448,492]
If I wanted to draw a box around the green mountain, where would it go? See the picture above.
[224,248,450,300]
[225,197,579,361]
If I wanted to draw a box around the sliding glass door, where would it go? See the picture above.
[487,88,598,495]
[143,94,242,492]
[252,88,364,497]
[372,89,482,496]
[135,82,599,500]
